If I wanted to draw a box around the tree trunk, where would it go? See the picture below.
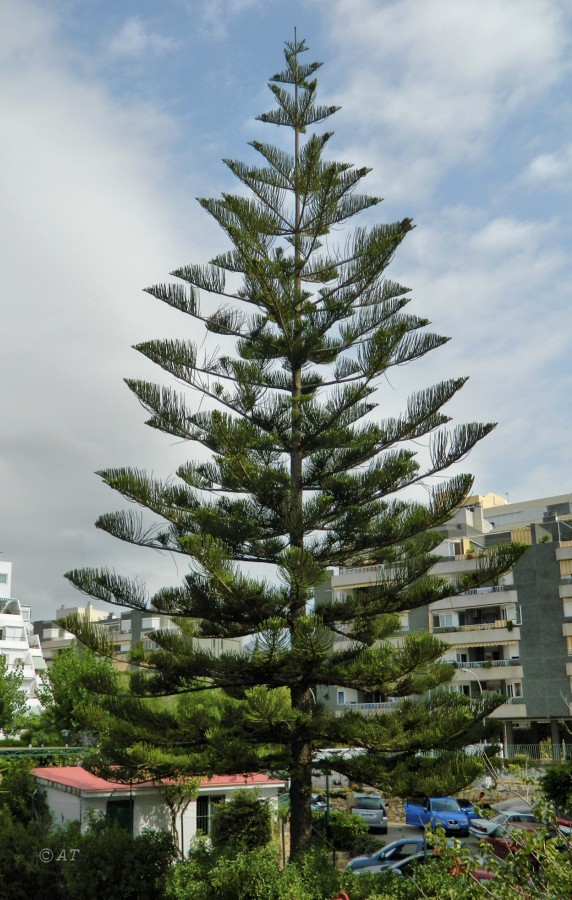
[289,729,314,858]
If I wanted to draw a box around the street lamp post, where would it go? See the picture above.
[460,667,483,696]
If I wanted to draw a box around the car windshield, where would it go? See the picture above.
[432,799,461,812]
[356,797,383,809]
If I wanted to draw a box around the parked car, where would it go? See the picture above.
[469,811,538,839]
[481,821,544,860]
[347,836,468,871]
[311,793,327,812]
[351,793,388,833]
[347,837,428,871]
[355,851,494,881]
[404,796,470,836]
[354,851,441,878]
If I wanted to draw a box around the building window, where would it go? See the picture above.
[196,795,225,835]
[106,797,133,832]
[433,613,453,629]
[337,690,345,705]
[0,574,7,584]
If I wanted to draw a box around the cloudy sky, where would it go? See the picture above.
[2,0,572,619]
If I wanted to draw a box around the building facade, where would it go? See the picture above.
[0,561,46,709]
[315,492,572,755]
[34,603,243,668]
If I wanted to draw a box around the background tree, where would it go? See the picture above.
[0,654,28,736]
[36,643,119,744]
[63,37,524,856]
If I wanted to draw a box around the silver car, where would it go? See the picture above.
[468,810,538,839]
[351,793,388,833]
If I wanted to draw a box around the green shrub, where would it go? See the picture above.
[62,820,177,900]
[0,757,51,826]
[541,759,572,811]
[210,789,272,854]
[166,846,347,900]
[312,808,379,855]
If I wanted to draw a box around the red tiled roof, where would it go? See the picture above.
[32,766,285,794]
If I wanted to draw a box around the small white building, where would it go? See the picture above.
[33,766,286,855]
[0,561,46,709]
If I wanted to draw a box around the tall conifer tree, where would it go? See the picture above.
[64,38,523,856]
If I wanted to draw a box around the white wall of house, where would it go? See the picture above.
[42,784,83,828]
[36,778,284,856]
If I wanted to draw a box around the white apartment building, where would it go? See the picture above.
[0,561,46,708]
[34,603,243,668]
[315,492,572,755]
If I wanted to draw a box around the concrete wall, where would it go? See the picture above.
[515,542,570,719]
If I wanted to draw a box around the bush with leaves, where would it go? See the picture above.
[210,789,272,854]
[541,758,572,813]
[0,757,51,825]
[311,808,379,855]
[165,844,378,900]
[61,816,177,900]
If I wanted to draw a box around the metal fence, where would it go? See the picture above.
[417,743,572,761]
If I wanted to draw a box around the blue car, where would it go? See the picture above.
[404,797,470,836]
[456,798,481,823]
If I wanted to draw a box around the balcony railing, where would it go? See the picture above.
[460,586,511,594]
[342,701,397,711]
[434,620,520,634]
[455,659,519,669]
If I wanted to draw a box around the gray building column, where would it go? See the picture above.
[550,718,561,760]
[503,721,514,758]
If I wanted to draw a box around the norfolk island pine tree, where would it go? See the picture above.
[62,38,525,858]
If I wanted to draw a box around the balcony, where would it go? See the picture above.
[556,542,572,562]
[433,620,520,634]
[455,659,519,669]
[490,700,527,718]
[431,593,519,619]
[453,662,524,682]
[341,701,398,713]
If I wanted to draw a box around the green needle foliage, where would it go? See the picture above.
[63,37,524,857]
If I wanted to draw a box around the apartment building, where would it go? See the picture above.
[0,561,46,708]
[34,604,242,668]
[315,492,572,754]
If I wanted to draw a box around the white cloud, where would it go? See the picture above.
[469,216,555,256]
[319,0,570,172]
[521,144,572,186]
[197,0,269,40]
[0,1,212,615]
[108,17,181,59]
